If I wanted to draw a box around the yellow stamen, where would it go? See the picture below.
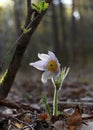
[46,60,58,72]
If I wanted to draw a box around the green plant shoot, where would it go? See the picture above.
[21,26,31,34]
[41,95,51,116]
[55,67,70,90]
[52,67,70,116]
[32,1,49,13]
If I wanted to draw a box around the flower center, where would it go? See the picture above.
[46,60,58,72]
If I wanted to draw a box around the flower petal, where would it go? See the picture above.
[53,67,61,79]
[29,51,61,83]
[48,51,58,61]
[29,61,46,71]
[41,71,52,83]
[38,53,50,61]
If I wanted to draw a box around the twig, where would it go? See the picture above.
[0,100,23,111]
[10,117,34,130]
[82,116,93,120]
[0,100,40,112]
[49,101,93,109]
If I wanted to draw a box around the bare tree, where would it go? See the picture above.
[58,0,68,65]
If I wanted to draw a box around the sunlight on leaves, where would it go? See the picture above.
[32,1,49,13]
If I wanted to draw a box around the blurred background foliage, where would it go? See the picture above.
[0,0,93,74]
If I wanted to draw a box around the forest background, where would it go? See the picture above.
[0,0,93,83]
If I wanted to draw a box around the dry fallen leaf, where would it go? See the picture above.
[14,122,24,129]
[23,114,31,123]
[66,106,82,130]
[69,126,76,130]
[37,113,49,120]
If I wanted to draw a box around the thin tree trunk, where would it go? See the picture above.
[0,0,52,99]
[59,0,66,45]
[58,0,68,65]
[70,0,77,63]
[14,0,23,36]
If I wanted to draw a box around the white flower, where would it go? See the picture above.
[29,51,60,83]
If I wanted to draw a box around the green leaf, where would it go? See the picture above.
[32,1,49,13]
[32,3,40,12]
[41,95,51,116]
[21,26,31,34]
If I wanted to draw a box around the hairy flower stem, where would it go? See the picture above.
[52,78,59,116]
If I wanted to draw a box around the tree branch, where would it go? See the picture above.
[25,0,32,26]
[0,0,52,99]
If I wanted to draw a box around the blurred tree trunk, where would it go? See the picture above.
[59,0,66,45]
[70,0,77,63]
[77,0,82,22]
[0,0,52,99]
[51,2,60,59]
[58,0,68,65]
[76,0,84,65]
[13,0,24,36]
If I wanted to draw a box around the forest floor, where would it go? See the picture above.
[1,67,93,130]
